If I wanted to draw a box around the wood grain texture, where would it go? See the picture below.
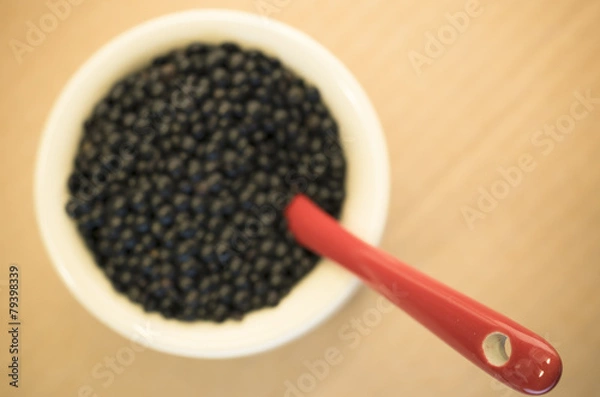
[1,1,599,396]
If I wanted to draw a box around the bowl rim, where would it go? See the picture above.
[34,9,390,358]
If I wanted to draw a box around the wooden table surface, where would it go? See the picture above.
[1,1,599,396]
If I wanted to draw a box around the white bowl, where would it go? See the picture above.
[34,9,389,358]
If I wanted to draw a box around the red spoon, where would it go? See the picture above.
[285,194,562,395]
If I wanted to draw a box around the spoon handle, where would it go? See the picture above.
[285,194,562,395]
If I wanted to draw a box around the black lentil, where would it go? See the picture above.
[66,42,346,323]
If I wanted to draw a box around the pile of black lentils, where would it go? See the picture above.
[66,42,347,322]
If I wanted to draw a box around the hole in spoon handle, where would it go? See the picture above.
[285,194,562,395]
[479,330,562,395]
[483,332,512,366]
